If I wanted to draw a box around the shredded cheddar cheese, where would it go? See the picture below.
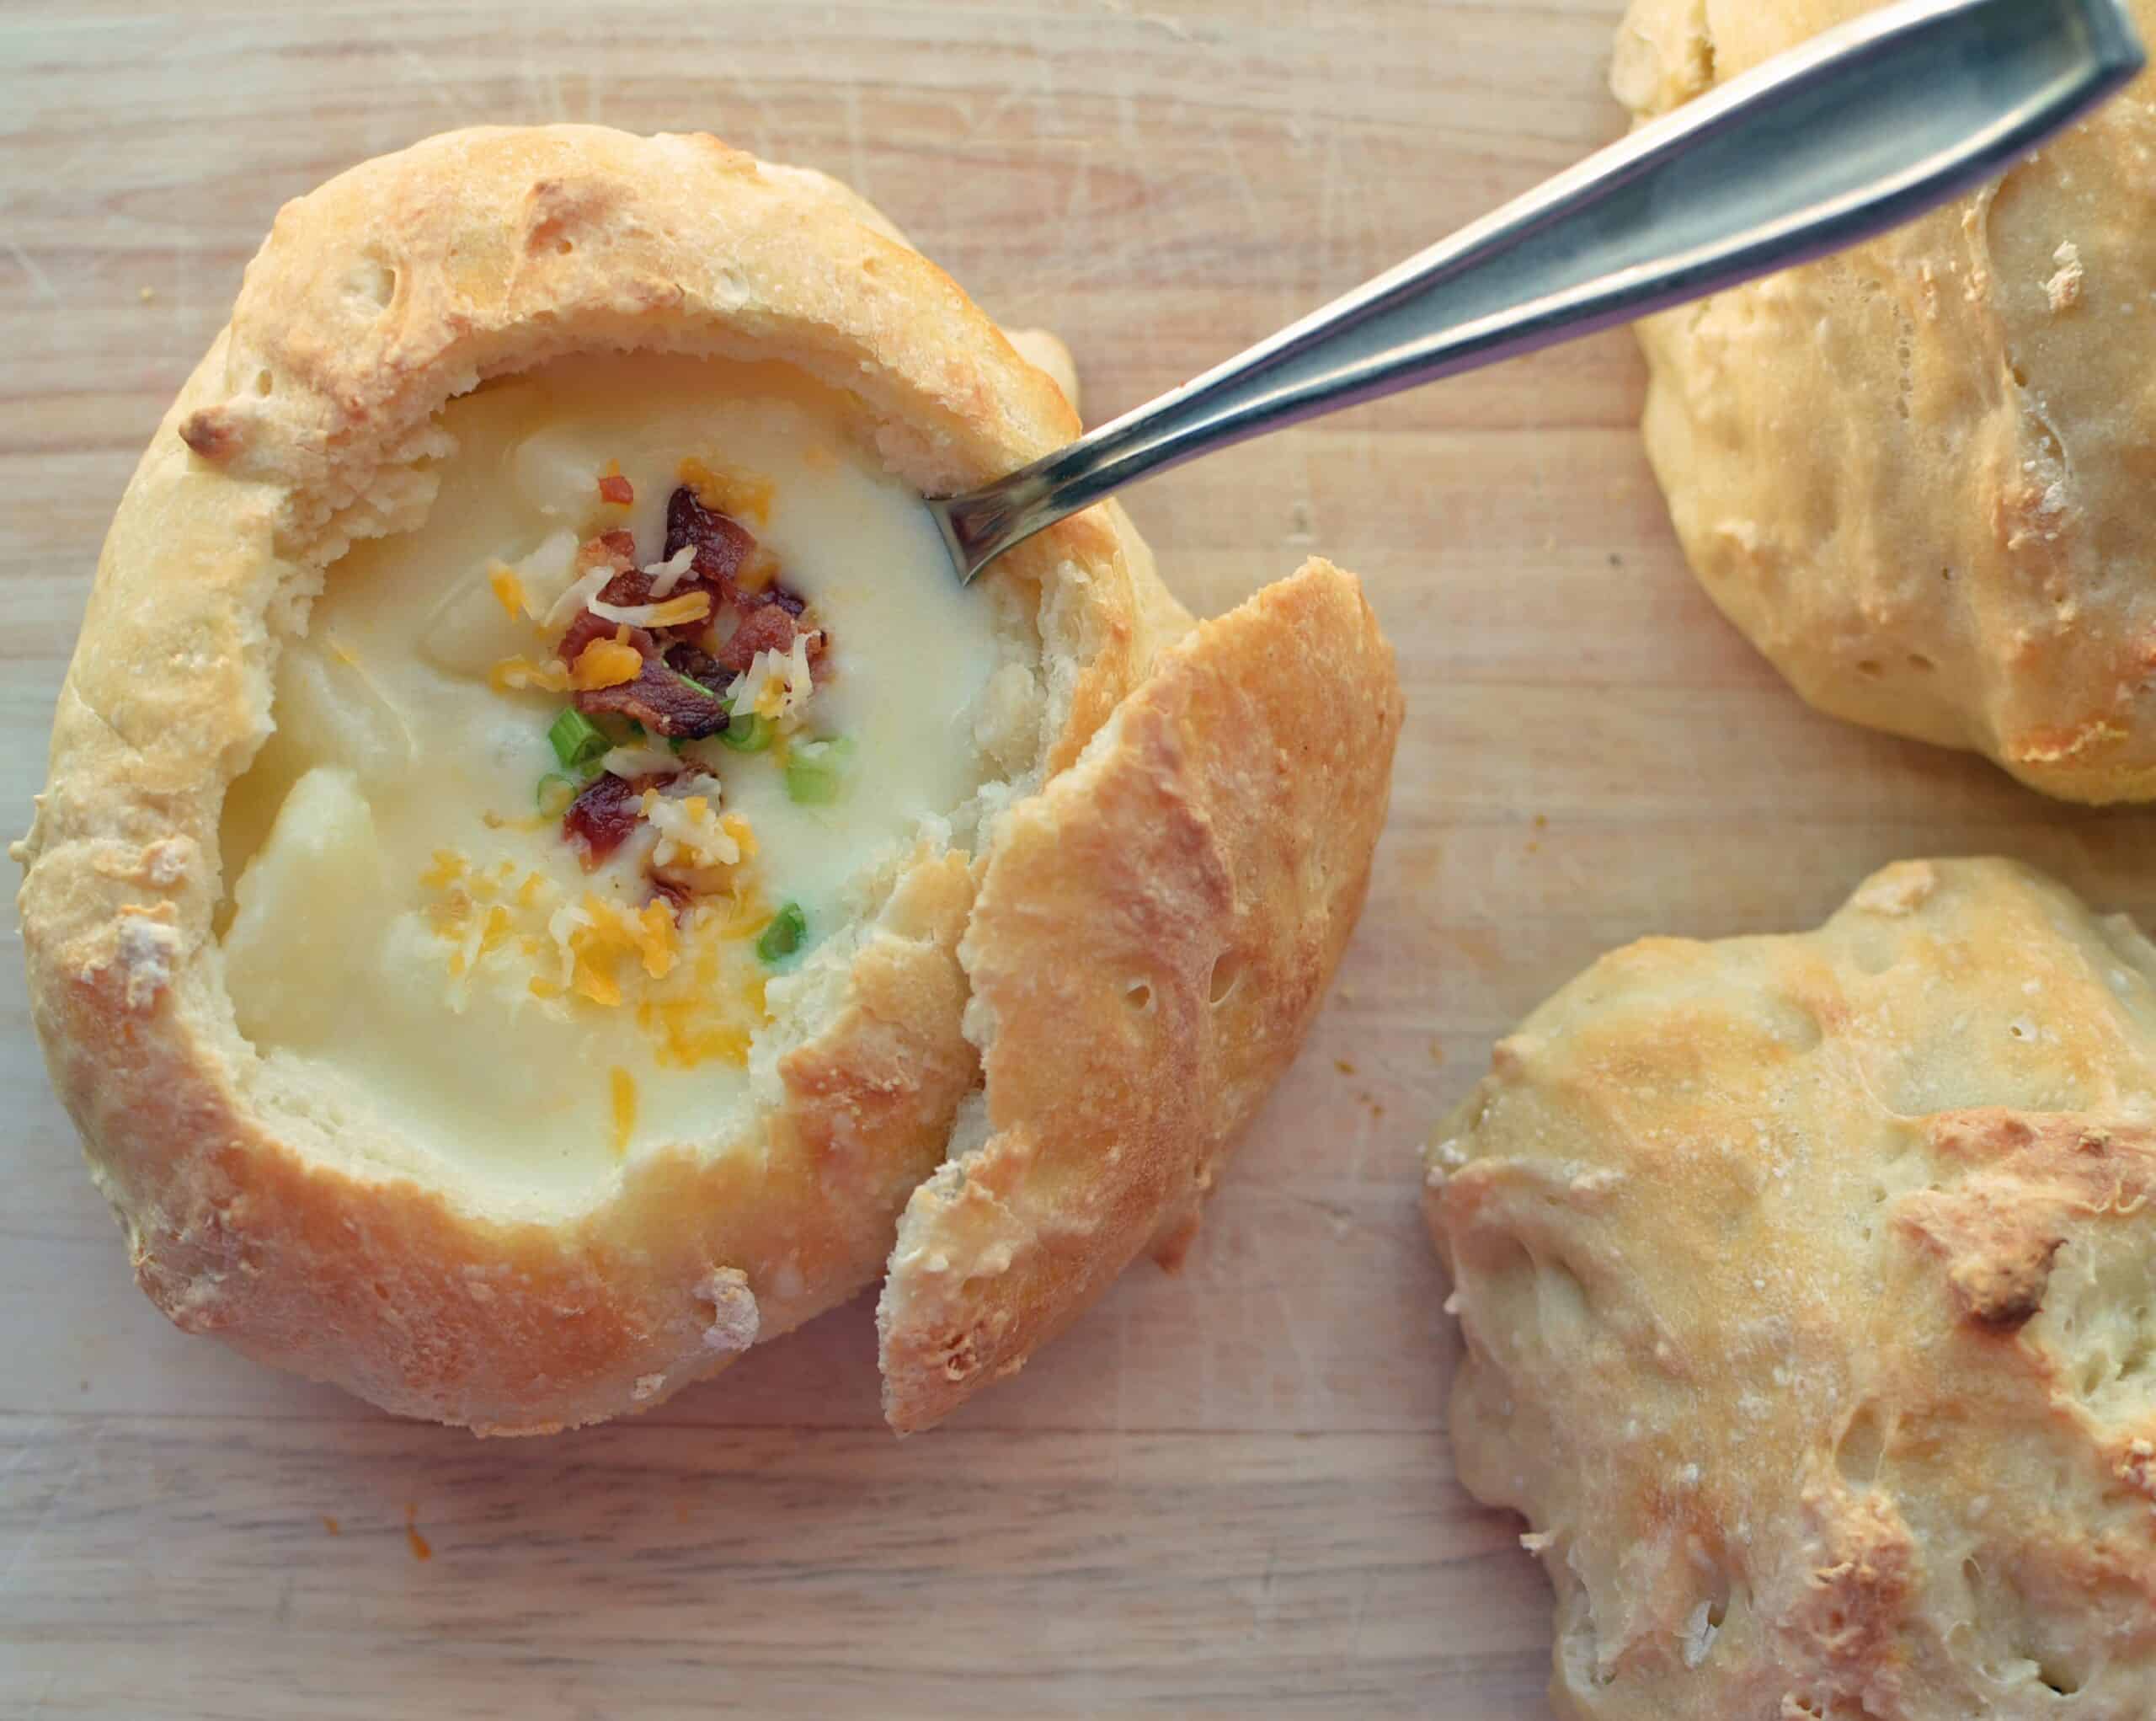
[609,1066,637,1154]
[678,455,775,524]
[588,590,713,630]
[488,560,530,621]
[419,847,772,1071]
[570,628,643,692]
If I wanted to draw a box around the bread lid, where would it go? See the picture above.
[880,560,1401,1430]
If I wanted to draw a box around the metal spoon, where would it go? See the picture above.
[931,0,2143,584]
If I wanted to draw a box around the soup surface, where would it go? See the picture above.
[219,353,1006,1191]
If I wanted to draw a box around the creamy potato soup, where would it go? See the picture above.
[217,353,1008,1190]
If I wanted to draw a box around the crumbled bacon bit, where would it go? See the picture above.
[663,487,824,661]
[598,473,634,506]
[582,529,639,573]
[539,489,832,897]
[664,486,759,587]
[559,569,653,667]
[664,642,728,687]
[562,772,645,868]
[716,603,806,676]
[577,656,733,738]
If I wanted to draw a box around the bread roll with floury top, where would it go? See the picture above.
[1425,858,2156,1718]
[17,126,1402,1435]
[1620,0,2156,803]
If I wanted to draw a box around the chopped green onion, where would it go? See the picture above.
[536,772,579,818]
[719,712,773,754]
[547,708,609,771]
[784,735,855,805]
[756,901,808,964]
[679,672,721,700]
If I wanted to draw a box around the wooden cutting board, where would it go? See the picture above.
[6,5,2154,1717]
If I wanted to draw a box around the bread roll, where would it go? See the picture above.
[1425,858,2156,1718]
[17,126,1401,1435]
[1620,0,2156,803]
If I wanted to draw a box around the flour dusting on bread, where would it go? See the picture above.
[1427,858,2156,1718]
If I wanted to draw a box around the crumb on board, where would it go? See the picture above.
[2047,240,2084,313]
[1336,1058,1358,1076]
[404,1502,432,1562]
[323,1515,340,1537]
[138,286,155,302]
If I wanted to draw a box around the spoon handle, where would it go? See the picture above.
[935,0,2143,583]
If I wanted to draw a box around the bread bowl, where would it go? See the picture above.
[1618,0,2156,804]
[17,126,1401,1435]
[1425,858,2156,1718]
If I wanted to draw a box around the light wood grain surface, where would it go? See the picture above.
[7,5,2156,1718]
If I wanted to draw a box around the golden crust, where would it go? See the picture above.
[19,126,1392,1434]
[1619,0,2156,803]
[879,560,1403,1432]
[1425,858,2156,1718]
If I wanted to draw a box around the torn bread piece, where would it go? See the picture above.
[882,561,1401,1431]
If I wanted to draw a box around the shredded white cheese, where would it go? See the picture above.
[728,632,817,729]
[641,788,743,871]
[643,544,697,599]
[542,564,616,631]
[600,742,680,781]
[511,530,582,618]
[588,591,712,629]
[546,898,594,990]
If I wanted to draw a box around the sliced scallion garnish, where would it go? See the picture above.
[783,735,854,805]
[547,707,609,771]
[719,712,773,754]
[756,901,808,964]
[536,772,579,818]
